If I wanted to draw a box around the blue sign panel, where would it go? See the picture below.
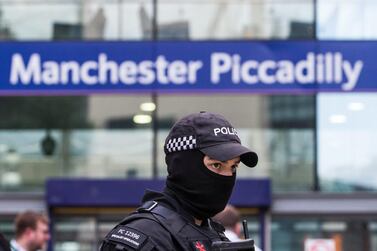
[0,41,375,94]
[46,178,271,207]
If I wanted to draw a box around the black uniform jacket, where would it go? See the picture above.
[100,190,228,251]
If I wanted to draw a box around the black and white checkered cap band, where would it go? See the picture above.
[165,135,197,153]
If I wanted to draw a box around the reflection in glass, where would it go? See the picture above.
[156,95,314,191]
[157,0,313,40]
[0,130,61,191]
[53,218,96,251]
[268,129,314,192]
[318,0,377,40]
[0,0,314,41]
[0,0,152,40]
[0,95,154,191]
[272,217,369,251]
[0,129,153,191]
[318,93,377,192]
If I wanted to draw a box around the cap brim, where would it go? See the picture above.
[200,143,258,168]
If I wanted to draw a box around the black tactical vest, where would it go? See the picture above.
[100,201,233,251]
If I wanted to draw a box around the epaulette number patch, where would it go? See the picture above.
[108,225,147,250]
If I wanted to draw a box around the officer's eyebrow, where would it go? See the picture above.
[207,157,220,162]
[206,157,240,165]
[221,159,241,164]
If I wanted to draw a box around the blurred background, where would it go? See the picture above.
[0,0,377,251]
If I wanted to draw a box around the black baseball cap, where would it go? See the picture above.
[164,112,258,167]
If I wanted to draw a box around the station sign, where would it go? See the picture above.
[0,41,375,94]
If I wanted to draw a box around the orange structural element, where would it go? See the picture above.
[333,234,343,251]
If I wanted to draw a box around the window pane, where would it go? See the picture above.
[0,0,315,40]
[318,93,377,192]
[53,217,96,251]
[0,93,315,192]
[0,217,14,241]
[268,129,314,191]
[370,222,377,251]
[0,95,153,192]
[157,0,314,40]
[0,0,151,40]
[156,94,315,192]
[272,217,371,251]
[2,3,80,40]
[318,0,377,40]
[52,212,135,251]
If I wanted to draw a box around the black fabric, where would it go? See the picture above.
[165,150,236,220]
[141,190,195,224]
[100,191,228,251]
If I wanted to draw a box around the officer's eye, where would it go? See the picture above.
[231,164,238,173]
[212,163,222,169]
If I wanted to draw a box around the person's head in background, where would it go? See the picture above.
[213,204,243,241]
[14,211,50,251]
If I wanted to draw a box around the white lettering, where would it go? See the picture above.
[61,61,80,84]
[213,127,238,136]
[316,54,324,83]
[214,128,221,136]
[342,60,363,91]
[210,52,363,91]
[80,61,98,85]
[232,54,241,83]
[168,60,187,84]
[241,60,258,84]
[119,61,137,84]
[334,52,343,83]
[258,60,276,84]
[9,53,204,86]
[325,52,333,83]
[111,235,140,247]
[8,51,363,91]
[295,52,315,84]
[125,231,140,239]
[155,56,169,84]
[99,53,118,84]
[188,61,203,83]
[276,61,294,83]
[10,53,41,84]
[138,61,154,84]
[211,52,232,83]
[42,61,59,84]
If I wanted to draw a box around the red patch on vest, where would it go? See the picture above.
[194,241,207,251]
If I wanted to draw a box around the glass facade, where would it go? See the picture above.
[271,216,377,251]
[318,93,377,192]
[318,0,377,40]
[0,1,153,40]
[316,0,377,193]
[46,211,261,251]
[0,95,155,190]
[0,0,314,41]
[0,94,315,192]
[0,1,376,251]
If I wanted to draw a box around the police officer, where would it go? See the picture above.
[100,112,258,251]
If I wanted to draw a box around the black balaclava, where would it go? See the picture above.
[165,149,236,220]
